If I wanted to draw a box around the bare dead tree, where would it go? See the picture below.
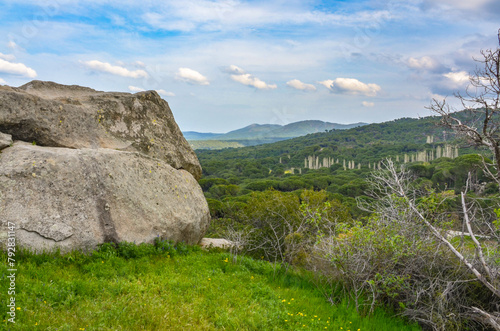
[378,159,500,330]
[428,29,500,190]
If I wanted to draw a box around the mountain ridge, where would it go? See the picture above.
[183,120,368,146]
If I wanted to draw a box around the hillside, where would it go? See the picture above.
[195,110,495,209]
[183,120,368,149]
[197,114,465,170]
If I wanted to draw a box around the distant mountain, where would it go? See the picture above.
[221,124,283,140]
[183,120,368,149]
[271,120,368,138]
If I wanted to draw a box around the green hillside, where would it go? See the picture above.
[183,120,368,149]
[197,114,465,173]
[220,123,282,139]
[270,120,366,137]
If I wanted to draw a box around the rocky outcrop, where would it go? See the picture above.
[0,80,201,179]
[0,81,210,253]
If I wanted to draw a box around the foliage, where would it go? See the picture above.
[310,160,500,330]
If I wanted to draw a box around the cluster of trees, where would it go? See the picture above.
[201,154,497,221]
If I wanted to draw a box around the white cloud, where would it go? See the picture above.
[156,89,175,97]
[0,53,15,61]
[286,79,316,91]
[362,101,374,107]
[7,41,22,51]
[176,67,210,85]
[0,78,6,85]
[141,1,393,32]
[231,73,277,90]
[320,78,381,96]
[318,79,334,89]
[430,93,446,102]
[226,65,276,90]
[420,0,499,20]
[423,0,493,10]
[110,14,126,26]
[407,56,441,71]
[225,64,246,75]
[129,86,174,97]
[82,60,149,78]
[128,85,145,92]
[0,58,37,78]
[443,71,469,86]
[134,61,146,68]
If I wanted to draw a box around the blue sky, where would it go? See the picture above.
[0,0,499,132]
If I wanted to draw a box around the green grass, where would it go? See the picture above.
[1,241,420,330]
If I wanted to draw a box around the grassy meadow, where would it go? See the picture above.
[1,241,420,330]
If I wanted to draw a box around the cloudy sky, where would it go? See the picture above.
[0,0,498,132]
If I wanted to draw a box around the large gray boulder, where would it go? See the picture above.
[0,142,210,252]
[0,81,210,253]
[0,81,201,180]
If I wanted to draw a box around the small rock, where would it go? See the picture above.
[199,238,235,250]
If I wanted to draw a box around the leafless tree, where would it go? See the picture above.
[376,159,500,330]
[311,158,500,329]
[428,29,500,191]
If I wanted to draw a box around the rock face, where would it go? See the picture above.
[0,80,201,179]
[0,81,210,253]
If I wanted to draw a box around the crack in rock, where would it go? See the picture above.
[20,220,73,242]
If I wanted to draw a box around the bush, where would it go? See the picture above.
[310,161,500,330]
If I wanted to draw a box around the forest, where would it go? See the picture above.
[196,94,500,329]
